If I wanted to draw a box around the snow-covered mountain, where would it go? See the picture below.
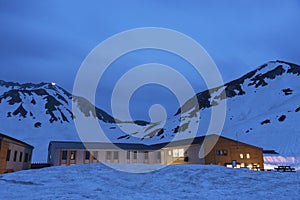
[1,60,300,163]
[0,81,147,161]
[115,60,300,164]
[141,60,300,158]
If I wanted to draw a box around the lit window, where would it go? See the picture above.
[168,151,172,156]
[61,151,67,160]
[178,149,184,157]
[173,149,185,157]
[173,149,179,157]
[246,154,250,159]
[70,151,76,160]
[6,149,11,161]
[240,154,244,159]
[127,151,130,160]
[226,164,233,168]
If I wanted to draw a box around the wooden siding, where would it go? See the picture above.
[204,136,264,170]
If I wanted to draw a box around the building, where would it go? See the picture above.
[0,133,34,174]
[48,134,264,170]
[263,150,299,170]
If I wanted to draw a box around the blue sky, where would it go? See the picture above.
[1,0,300,120]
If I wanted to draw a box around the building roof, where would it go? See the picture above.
[0,133,34,149]
[48,134,262,151]
[263,150,279,154]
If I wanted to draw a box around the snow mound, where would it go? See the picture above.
[0,163,299,199]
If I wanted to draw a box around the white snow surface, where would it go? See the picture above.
[0,163,299,199]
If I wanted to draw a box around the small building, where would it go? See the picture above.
[0,133,34,174]
[48,134,264,170]
[263,150,298,170]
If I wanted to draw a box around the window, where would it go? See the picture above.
[93,151,98,160]
[178,149,184,157]
[13,151,18,162]
[216,150,228,156]
[24,153,29,162]
[19,152,23,162]
[173,149,179,157]
[157,152,161,160]
[85,151,90,160]
[127,151,130,160]
[144,151,149,160]
[70,151,76,160]
[246,154,250,159]
[113,151,119,160]
[171,148,185,158]
[6,149,11,161]
[168,150,172,156]
[240,154,244,159]
[61,151,67,160]
[133,151,137,159]
[106,151,111,161]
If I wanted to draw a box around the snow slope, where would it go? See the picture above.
[0,163,299,199]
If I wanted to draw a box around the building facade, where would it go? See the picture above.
[48,135,264,170]
[0,133,34,174]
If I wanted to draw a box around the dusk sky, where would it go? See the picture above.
[1,0,300,120]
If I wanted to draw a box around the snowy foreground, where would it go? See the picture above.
[0,164,299,200]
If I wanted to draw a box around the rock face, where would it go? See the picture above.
[1,60,300,162]
[0,81,118,126]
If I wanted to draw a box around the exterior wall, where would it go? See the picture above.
[0,140,9,174]
[5,141,32,171]
[160,145,205,165]
[204,136,264,170]
[50,148,165,166]
[48,136,264,170]
[186,145,205,164]
[0,138,33,174]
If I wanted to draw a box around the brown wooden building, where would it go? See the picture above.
[0,133,34,174]
[48,134,264,170]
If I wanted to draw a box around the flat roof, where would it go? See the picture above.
[0,133,34,149]
[49,134,262,151]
